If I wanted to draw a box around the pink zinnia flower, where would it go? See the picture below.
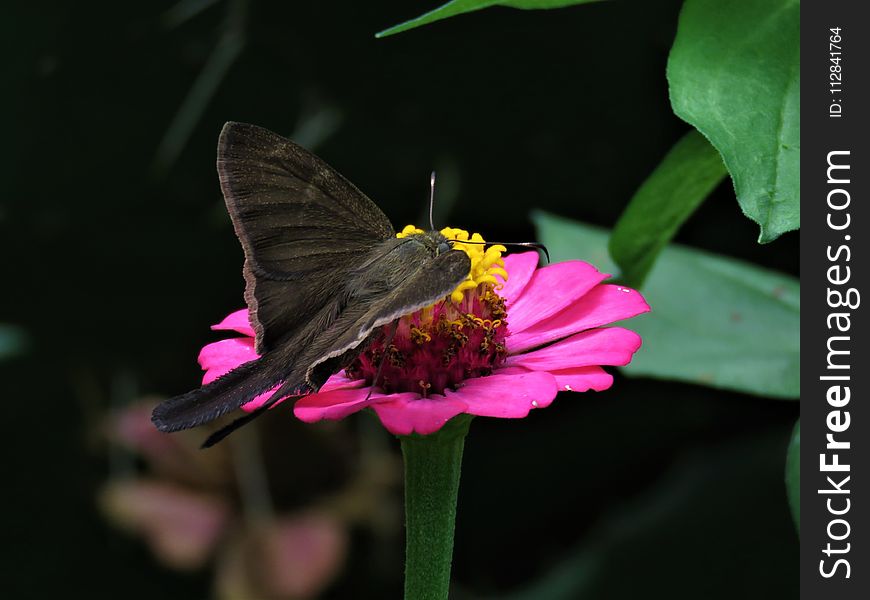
[198,229,649,436]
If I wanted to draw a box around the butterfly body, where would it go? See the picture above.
[152,123,471,440]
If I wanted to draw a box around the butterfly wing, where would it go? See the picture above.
[155,125,471,441]
[218,121,395,353]
[194,248,471,447]
[290,247,473,391]
[154,245,471,435]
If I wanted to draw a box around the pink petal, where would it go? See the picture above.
[240,388,282,412]
[498,252,540,304]
[243,377,366,413]
[497,365,614,393]
[507,284,650,353]
[506,261,608,334]
[550,366,614,392]
[240,373,365,414]
[446,371,559,418]
[250,374,365,412]
[371,395,467,435]
[294,387,396,423]
[221,369,365,412]
[198,338,257,377]
[320,372,367,393]
[211,309,255,337]
[506,327,642,371]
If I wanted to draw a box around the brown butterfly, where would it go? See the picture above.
[152,122,471,446]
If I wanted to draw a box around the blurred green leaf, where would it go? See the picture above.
[667,0,799,243]
[534,211,799,398]
[610,130,726,288]
[785,420,799,532]
[152,0,246,177]
[376,0,604,38]
[161,0,219,29]
[0,324,30,361]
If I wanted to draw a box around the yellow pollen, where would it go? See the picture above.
[410,327,432,344]
[397,225,508,303]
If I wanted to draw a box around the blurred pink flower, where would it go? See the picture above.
[101,403,378,599]
[216,513,348,600]
[100,480,230,570]
[201,252,649,436]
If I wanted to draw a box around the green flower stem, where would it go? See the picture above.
[401,414,473,600]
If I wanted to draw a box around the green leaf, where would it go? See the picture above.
[376,0,604,38]
[610,130,726,288]
[785,419,800,532]
[667,0,800,243]
[533,211,799,398]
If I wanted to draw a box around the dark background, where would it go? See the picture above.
[2,0,799,598]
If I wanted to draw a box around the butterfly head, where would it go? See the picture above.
[397,225,507,304]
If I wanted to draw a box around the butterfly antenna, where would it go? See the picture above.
[429,171,436,230]
[454,240,550,263]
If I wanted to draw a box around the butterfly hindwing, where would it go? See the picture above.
[203,246,471,448]
[300,247,472,388]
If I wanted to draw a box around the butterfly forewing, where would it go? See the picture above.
[218,122,395,352]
